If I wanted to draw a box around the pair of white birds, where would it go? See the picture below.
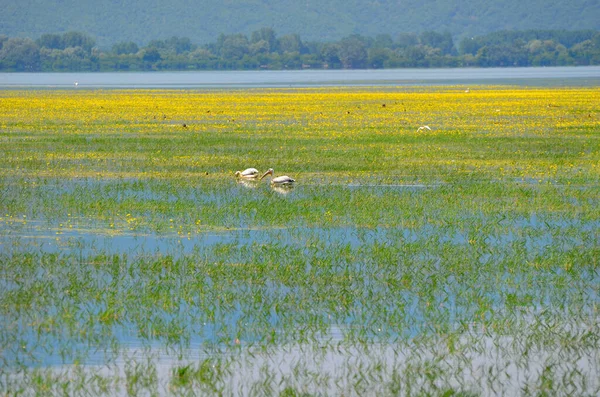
[234,168,295,186]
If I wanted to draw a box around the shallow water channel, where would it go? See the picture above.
[1,176,599,395]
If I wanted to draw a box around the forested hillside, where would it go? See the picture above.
[3,0,599,47]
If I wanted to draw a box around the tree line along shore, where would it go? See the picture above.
[1,28,599,72]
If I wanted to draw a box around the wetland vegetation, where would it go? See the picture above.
[0,87,599,395]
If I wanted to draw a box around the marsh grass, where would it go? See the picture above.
[1,86,599,395]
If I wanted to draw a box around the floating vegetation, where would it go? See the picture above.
[1,87,599,395]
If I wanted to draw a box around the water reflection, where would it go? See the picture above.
[1,176,598,395]
[236,179,261,189]
[3,328,598,395]
[271,185,294,195]
[1,218,597,258]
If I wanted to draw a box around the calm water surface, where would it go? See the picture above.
[1,66,600,88]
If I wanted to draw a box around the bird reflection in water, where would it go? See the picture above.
[237,178,260,189]
[271,184,294,195]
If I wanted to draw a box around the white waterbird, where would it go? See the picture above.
[260,168,295,186]
[417,125,432,132]
[234,168,260,179]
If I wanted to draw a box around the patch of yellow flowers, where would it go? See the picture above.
[1,87,597,133]
[0,86,598,181]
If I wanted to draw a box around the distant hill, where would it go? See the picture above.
[3,0,600,48]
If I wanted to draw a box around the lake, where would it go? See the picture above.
[1,66,600,88]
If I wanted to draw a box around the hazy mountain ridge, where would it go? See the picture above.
[3,0,599,47]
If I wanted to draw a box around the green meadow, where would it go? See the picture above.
[0,87,599,395]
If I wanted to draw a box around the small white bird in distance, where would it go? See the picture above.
[74,81,79,87]
[417,125,431,132]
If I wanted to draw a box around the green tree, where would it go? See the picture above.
[476,44,528,67]
[0,37,41,71]
[420,31,454,55]
[164,36,194,54]
[250,40,270,55]
[593,32,600,49]
[373,34,394,49]
[320,43,341,67]
[278,34,305,54]
[338,35,368,68]
[251,27,277,52]
[112,41,139,55]
[219,34,249,60]
[142,47,161,62]
[368,47,390,68]
[402,45,429,67]
[147,39,166,49]
[396,32,419,48]
[61,31,95,52]
[37,33,63,49]
[459,36,481,55]
[188,48,216,68]
[570,39,600,65]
